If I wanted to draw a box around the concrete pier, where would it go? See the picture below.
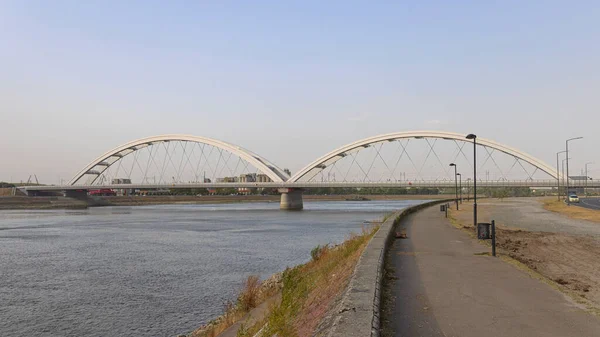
[278,188,303,210]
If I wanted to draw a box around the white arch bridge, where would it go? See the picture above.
[21,131,595,209]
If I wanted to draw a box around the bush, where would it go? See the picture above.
[238,275,261,311]
[310,244,329,261]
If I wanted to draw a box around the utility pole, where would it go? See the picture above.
[450,163,459,210]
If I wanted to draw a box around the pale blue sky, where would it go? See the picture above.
[1,1,599,183]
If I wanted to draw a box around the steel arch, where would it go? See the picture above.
[289,131,558,182]
[69,134,288,185]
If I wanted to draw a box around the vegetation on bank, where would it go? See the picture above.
[240,224,379,337]
[186,222,379,337]
[189,274,282,337]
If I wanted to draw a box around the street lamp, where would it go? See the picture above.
[562,157,571,200]
[457,173,462,203]
[556,151,566,201]
[466,134,477,228]
[585,162,594,196]
[450,163,458,210]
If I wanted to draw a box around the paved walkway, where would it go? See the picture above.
[383,205,600,337]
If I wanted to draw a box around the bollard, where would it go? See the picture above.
[491,220,496,257]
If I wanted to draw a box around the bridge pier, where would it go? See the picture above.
[278,188,304,210]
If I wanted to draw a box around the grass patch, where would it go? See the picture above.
[246,224,379,337]
[542,198,600,223]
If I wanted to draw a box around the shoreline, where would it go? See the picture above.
[0,194,446,210]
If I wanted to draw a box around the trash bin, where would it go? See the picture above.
[440,204,446,212]
[477,223,491,240]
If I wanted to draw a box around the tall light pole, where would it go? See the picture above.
[562,157,571,200]
[556,150,566,201]
[566,137,583,205]
[585,162,593,196]
[450,163,458,210]
[466,133,477,229]
[457,173,462,203]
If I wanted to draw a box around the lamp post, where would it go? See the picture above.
[457,173,462,203]
[466,134,477,228]
[566,137,583,205]
[450,163,458,210]
[562,157,571,200]
[585,162,593,196]
[556,151,566,201]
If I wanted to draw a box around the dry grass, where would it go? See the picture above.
[189,274,280,337]
[238,275,261,312]
[249,224,379,337]
[542,198,600,223]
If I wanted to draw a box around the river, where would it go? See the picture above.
[0,200,426,337]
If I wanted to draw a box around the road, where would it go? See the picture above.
[381,205,600,337]
[577,197,600,210]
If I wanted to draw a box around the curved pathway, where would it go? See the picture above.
[382,205,600,337]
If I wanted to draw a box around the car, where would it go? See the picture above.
[568,194,580,203]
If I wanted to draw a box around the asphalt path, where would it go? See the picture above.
[382,205,600,337]
[577,197,600,210]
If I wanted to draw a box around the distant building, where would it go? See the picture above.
[111,178,132,196]
[112,178,132,184]
[216,176,239,183]
[256,174,272,183]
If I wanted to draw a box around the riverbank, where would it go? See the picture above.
[449,198,600,314]
[184,200,449,337]
[185,221,380,337]
[0,194,446,210]
[0,196,88,209]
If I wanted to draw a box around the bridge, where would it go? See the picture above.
[21,131,594,209]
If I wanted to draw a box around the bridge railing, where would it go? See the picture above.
[18,179,600,191]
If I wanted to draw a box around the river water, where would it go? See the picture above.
[0,200,425,337]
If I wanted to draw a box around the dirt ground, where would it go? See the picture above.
[450,199,600,312]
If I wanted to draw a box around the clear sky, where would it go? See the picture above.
[1,1,599,183]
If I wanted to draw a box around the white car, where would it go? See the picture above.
[568,194,580,203]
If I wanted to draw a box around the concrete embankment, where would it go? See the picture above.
[323,199,449,337]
